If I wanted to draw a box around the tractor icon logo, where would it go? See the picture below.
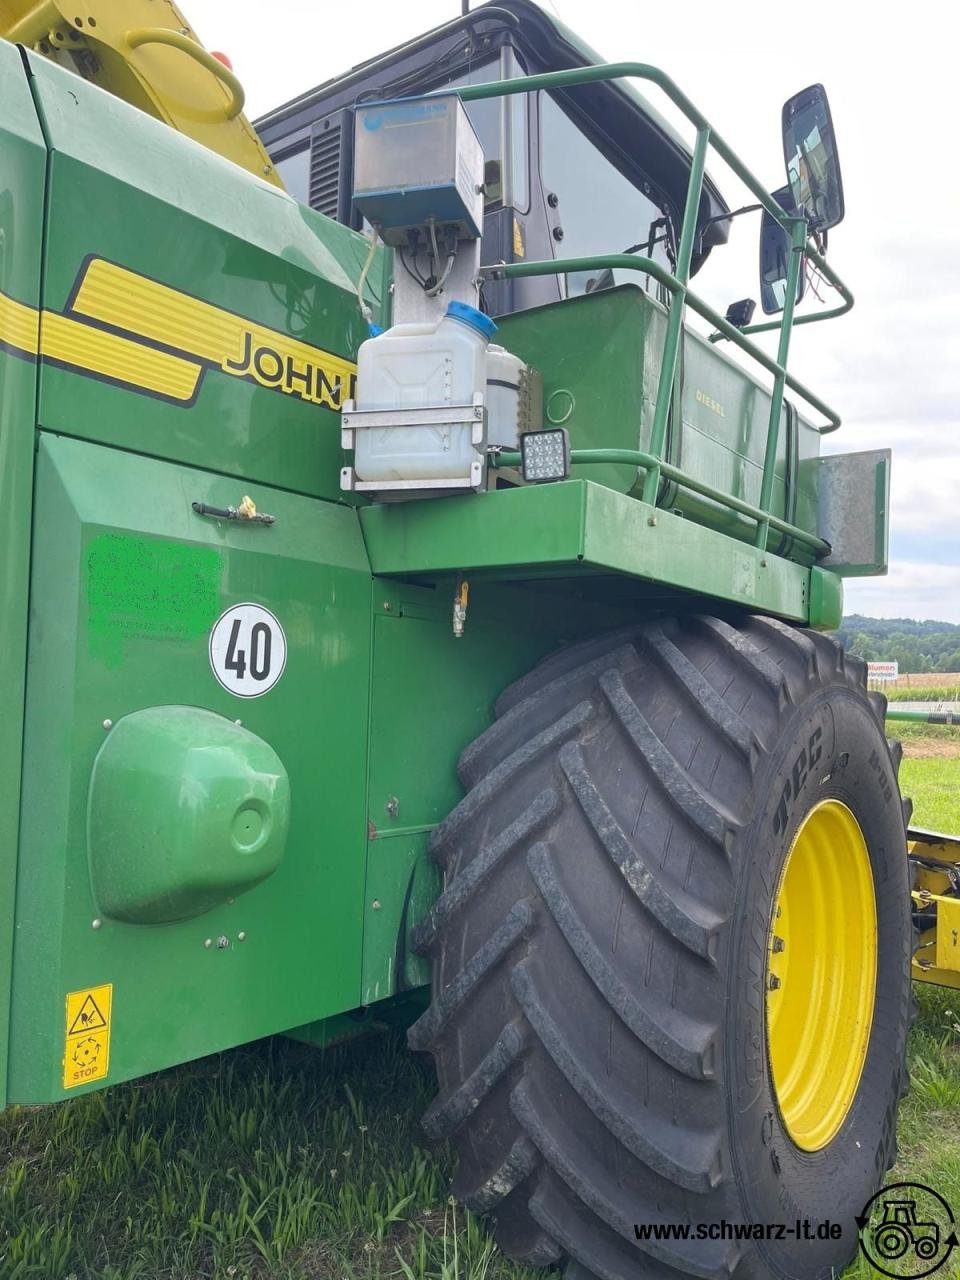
[875,1201,939,1262]
[71,1037,101,1070]
[857,1182,958,1277]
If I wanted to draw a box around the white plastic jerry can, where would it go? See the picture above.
[353,301,497,483]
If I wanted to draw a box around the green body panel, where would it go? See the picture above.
[28,52,388,501]
[808,566,844,631]
[0,40,46,1111]
[361,579,631,1005]
[9,434,373,1103]
[88,706,291,924]
[496,285,819,562]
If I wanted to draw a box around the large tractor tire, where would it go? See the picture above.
[410,614,912,1280]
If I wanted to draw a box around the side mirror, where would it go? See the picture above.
[759,185,807,315]
[782,84,845,232]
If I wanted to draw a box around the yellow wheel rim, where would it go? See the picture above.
[766,798,877,1151]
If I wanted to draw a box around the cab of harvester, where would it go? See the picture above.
[256,0,734,319]
[0,3,949,1279]
[256,0,880,579]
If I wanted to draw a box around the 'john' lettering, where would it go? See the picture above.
[222,328,355,411]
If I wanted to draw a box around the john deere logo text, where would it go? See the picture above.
[223,330,356,410]
[0,255,357,411]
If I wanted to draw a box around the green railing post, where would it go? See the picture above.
[754,215,805,550]
[641,126,709,506]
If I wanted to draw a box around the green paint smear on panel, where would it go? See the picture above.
[86,534,222,668]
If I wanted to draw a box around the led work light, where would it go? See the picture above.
[520,428,571,483]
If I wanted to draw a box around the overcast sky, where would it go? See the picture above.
[193,1,958,622]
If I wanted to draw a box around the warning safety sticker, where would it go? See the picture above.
[63,984,112,1089]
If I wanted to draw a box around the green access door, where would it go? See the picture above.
[8,435,373,1104]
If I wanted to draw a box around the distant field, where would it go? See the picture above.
[889,672,960,687]
[1,738,959,1280]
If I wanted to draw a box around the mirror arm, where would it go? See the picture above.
[694,201,762,255]
[711,235,853,342]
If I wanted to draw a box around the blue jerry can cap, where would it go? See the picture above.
[445,300,497,341]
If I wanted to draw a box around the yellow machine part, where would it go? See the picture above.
[0,0,284,188]
[766,799,878,1151]
[910,832,960,988]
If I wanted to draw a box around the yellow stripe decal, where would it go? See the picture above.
[41,312,201,402]
[0,257,357,409]
[72,259,357,409]
[0,290,40,356]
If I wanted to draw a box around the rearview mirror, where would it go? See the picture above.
[759,185,807,315]
[782,84,844,232]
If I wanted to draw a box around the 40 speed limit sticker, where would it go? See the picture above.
[209,603,287,698]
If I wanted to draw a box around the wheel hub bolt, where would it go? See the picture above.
[768,974,782,990]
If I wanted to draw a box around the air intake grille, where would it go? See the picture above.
[310,117,344,220]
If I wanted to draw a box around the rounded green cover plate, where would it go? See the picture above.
[88,705,290,924]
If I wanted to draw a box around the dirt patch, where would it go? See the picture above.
[903,737,960,759]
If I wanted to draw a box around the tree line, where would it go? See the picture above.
[835,615,960,674]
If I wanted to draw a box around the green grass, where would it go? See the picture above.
[2,748,959,1280]
[886,685,960,702]
[902,755,960,830]
[0,1034,538,1280]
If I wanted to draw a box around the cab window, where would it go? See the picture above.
[443,48,528,212]
[274,145,310,204]
[539,92,673,297]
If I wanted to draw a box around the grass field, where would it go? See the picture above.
[2,744,959,1280]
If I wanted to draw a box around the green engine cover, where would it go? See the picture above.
[88,706,290,924]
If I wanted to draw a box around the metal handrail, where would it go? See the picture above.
[481,254,842,431]
[453,62,855,554]
[735,239,853,338]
